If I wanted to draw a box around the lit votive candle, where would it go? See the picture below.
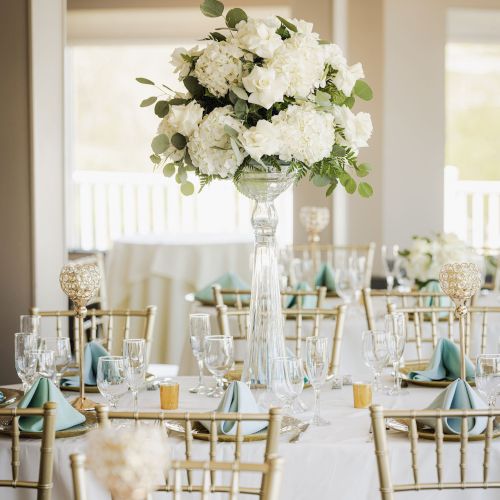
[352,381,372,409]
[160,380,179,410]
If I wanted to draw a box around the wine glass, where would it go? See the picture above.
[123,339,146,413]
[14,332,37,393]
[334,268,357,304]
[35,349,56,381]
[189,314,211,394]
[475,354,500,408]
[39,337,72,387]
[270,356,304,415]
[362,330,390,392]
[384,313,406,395]
[20,315,40,335]
[97,356,129,409]
[305,337,330,426]
[381,245,400,291]
[204,335,233,398]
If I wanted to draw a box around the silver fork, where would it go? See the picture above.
[289,422,309,443]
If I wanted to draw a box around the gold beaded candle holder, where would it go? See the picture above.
[439,262,482,380]
[59,263,101,410]
[299,206,330,244]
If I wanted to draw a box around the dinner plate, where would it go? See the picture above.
[62,372,155,393]
[0,388,23,408]
[0,411,97,439]
[386,418,500,442]
[400,361,475,388]
[164,415,301,442]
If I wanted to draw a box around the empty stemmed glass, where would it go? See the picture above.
[270,356,304,415]
[40,337,72,387]
[305,337,330,426]
[97,356,129,409]
[334,268,357,305]
[35,349,56,382]
[385,313,406,395]
[189,314,211,394]
[475,354,500,408]
[204,335,233,398]
[362,330,390,392]
[123,339,146,413]
[14,332,37,393]
[381,245,400,291]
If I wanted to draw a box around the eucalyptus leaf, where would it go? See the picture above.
[234,99,248,119]
[354,80,373,101]
[154,101,170,118]
[345,177,357,194]
[169,98,190,106]
[171,133,187,150]
[358,182,373,197]
[226,8,247,28]
[230,137,243,165]
[277,16,297,32]
[181,181,195,196]
[315,90,331,107]
[224,124,239,138]
[151,134,169,154]
[210,31,226,41]
[230,86,248,100]
[344,96,355,108]
[326,180,338,196]
[355,163,372,178]
[183,76,204,98]
[136,77,154,85]
[163,163,176,177]
[312,175,330,187]
[175,170,187,183]
[331,144,346,157]
[140,96,157,107]
[150,154,161,165]
[200,0,224,18]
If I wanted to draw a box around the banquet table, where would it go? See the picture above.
[2,377,500,500]
[106,235,252,367]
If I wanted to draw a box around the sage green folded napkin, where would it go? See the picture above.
[285,282,317,309]
[17,377,86,432]
[417,379,487,435]
[199,381,268,436]
[61,341,109,387]
[194,272,250,306]
[315,263,336,292]
[408,338,475,382]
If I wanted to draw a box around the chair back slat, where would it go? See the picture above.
[435,415,444,485]
[483,416,494,483]
[460,417,468,484]
[408,416,419,485]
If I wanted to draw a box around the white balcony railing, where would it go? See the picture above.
[444,165,500,248]
[69,170,293,251]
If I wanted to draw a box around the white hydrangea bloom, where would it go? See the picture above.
[242,66,288,109]
[240,120,280,160]
[285,17,316,36]
[170,45,203,80]
[271,103,335,165]
[333,105,372,151]
[322,43,347,70]
[194,42,243,97]
[188,106,246,177]
[332,62,364,96]
[268,33,325,99]
[164,101,204,138]
[236,17,282,58]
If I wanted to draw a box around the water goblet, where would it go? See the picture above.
[189,314,211,394]
[35,349,57,381]
[14,332,37,393]
[334,268,357,305]
[305,337,330,426]
[204,335,233,398]
[39,337,72,387]
[97,356,129,409]
[362,330,390,392]
[385,313,406,395]
[270,356,304,416]
[475,354,500,408]
[123,339,146,413]
[20,315,40,335]
[381,245,400,291]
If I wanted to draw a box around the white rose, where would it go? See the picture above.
[166,101,204,138]
[240,120,279,160]
[332,62,364,96]
[170,46,202,80]
[322,43,347,70]
[352,112,373,148]
[236,17,282,59]
[242,66,288,109]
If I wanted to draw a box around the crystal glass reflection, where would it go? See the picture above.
[35,349,56,381]
[381,245,400,291]
[270,356,304,415]
[305,337,330,426]
[189,314,211,394]
[475,354,500,408]
[123,339,146,413]
[362,330,390,392]
[204,335,234,398]
[384,313,406,395]
[97,356,129,409]
[14,333,37,393]
[40,337,72,387]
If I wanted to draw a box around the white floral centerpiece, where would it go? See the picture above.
[138,0,374,197]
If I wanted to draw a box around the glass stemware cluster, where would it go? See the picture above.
[476,354,500,408]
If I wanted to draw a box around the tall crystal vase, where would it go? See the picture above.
[236,171,294,390]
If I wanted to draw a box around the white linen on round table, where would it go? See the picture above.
[106,235,252,366]
[2,377,500,499]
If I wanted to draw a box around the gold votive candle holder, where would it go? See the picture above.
[160,380,179,410]
[353,381,372,409]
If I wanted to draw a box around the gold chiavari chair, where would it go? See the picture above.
[94,405,282,497]
[29,306,157,363]
[70,453,284,500]
[0,402,57,500]
[216,303,347,376]
[370,404,500,499]
[290,242,376,289]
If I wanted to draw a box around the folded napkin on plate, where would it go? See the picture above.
[17,377,86,432]
[417,379,487,435]
[194,273,250,306]
[61,341,109,387]
[421,280,452,318]
[286,282,317,309]
[315,263,336,292]
[408,338,475,382]
[199,381,268,436]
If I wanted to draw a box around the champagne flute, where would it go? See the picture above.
[362,330,390,392]
[204,335,233,398]
[39,337,72,387]
[189,314,211,394]
[385,313,406,395]
[97,356,129,409]
[123,339,146,413]
[14,333,37,393]
[476,354,500,408]
[305,337,330,426]
[270,356,304,415]
[381,245,400,291]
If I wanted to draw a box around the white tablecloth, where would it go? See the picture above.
[2,377,500,500]
[106,235,252,366]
